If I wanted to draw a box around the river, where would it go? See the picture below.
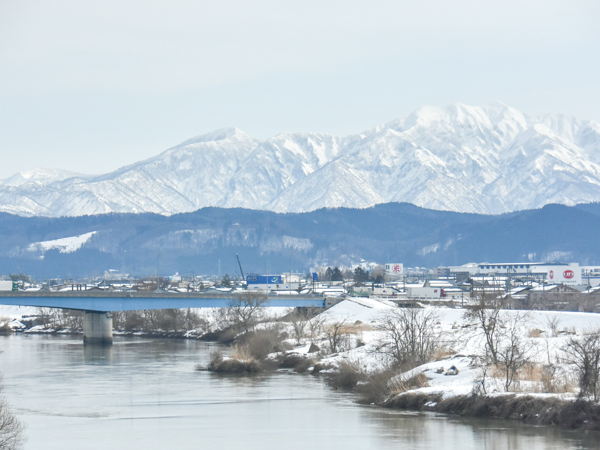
[0,334,597,449]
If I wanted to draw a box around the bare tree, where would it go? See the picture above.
[324,318,349,354]
[307,311,326,343]
[563,330,600,401]
[495,312,533,391]
[60,309,83,330]
[289,310,309,345]
[227,293,268,333]
[466,295,534,392]
[0,375,25,450]
[547,315,561,337]
[288,307,322,345]
[464,294,503,365]
[376,308,441,368]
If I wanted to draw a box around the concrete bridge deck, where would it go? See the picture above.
[0,291,326,312]
[0,292,328,345]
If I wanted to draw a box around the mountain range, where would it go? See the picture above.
[1,202,600,278]
[2,102,600,217]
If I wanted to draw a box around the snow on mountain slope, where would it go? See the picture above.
[222,132,346,209]
[0,168,91,187]
[26,231,97,258]
[1,103,600,217]
[0,128,259,216]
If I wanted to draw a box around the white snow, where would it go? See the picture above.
[1,103,600,217]
[306,300,600,400]
[0,305,38,318]
[26,231,96,255]
[319,296,395,324]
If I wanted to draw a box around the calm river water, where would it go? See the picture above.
[0,334,598,450]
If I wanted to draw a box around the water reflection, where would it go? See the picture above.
[83,343,113,363]
[360,406,599,449]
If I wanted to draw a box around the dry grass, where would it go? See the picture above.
[231,344,255,362]
[241,328,287,360]
[206,348,262,373]
[433,348,457,361]
[528,328,544,338]
[502,363,576,394]
[388,373,430,396]
[340,323,372,334]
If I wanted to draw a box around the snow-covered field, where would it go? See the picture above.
[294,297,600,400]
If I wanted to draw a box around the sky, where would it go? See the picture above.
[0,0,599,179]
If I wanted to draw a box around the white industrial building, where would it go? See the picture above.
[447,262,600,287]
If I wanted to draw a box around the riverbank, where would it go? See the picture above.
[3,299,600,432]
[384,392,600,431]
[4,333,596,450]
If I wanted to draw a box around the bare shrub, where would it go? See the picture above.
[289,310,309,345]
[0,318,10,335]
[324,319,350,354]
[528,328,543,338]
[327,360,365,390]
[376,308,442,368]
[209,307,234,333]
[36,307,67,329]
[278,354,314,373]
[307,313,326,343]
[113,311,144,331]
[113,309,207,333]
[563,330,600,401]
[547,316,561,337]
[242,326,287,360]
[208,350,224,367]
[355,367,399,404]
[207,349,261,373]
[288,306,322,344]
[388,373,430,397]
[536,364,574,394]
[0,375,25,450]
[230,344,254,361]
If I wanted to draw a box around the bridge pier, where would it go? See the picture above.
[83,311,113,345]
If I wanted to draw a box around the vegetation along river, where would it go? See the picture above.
[0,334,598,449]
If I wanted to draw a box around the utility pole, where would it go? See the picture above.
[156,251,163,290]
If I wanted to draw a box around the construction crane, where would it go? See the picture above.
[236,253,245,280]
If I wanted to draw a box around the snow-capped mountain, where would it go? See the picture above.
[0,168,91,187]
[2,102,600,217]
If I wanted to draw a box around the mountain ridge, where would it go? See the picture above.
[1,201,599,278]
[2,102,600,217]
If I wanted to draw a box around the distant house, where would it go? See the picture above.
[526,284,600,312]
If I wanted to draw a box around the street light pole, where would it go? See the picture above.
[156,251,163,290]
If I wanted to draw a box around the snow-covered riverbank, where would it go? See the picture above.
[3,298,600,429]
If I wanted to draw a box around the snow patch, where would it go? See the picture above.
[26,231,97,256]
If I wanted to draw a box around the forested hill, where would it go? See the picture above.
[1,202,599,278]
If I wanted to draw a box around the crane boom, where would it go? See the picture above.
[236,253,245,280]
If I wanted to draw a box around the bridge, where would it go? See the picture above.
[0,291,326,345]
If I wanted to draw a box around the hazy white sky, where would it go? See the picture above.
[1,0,599,178]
